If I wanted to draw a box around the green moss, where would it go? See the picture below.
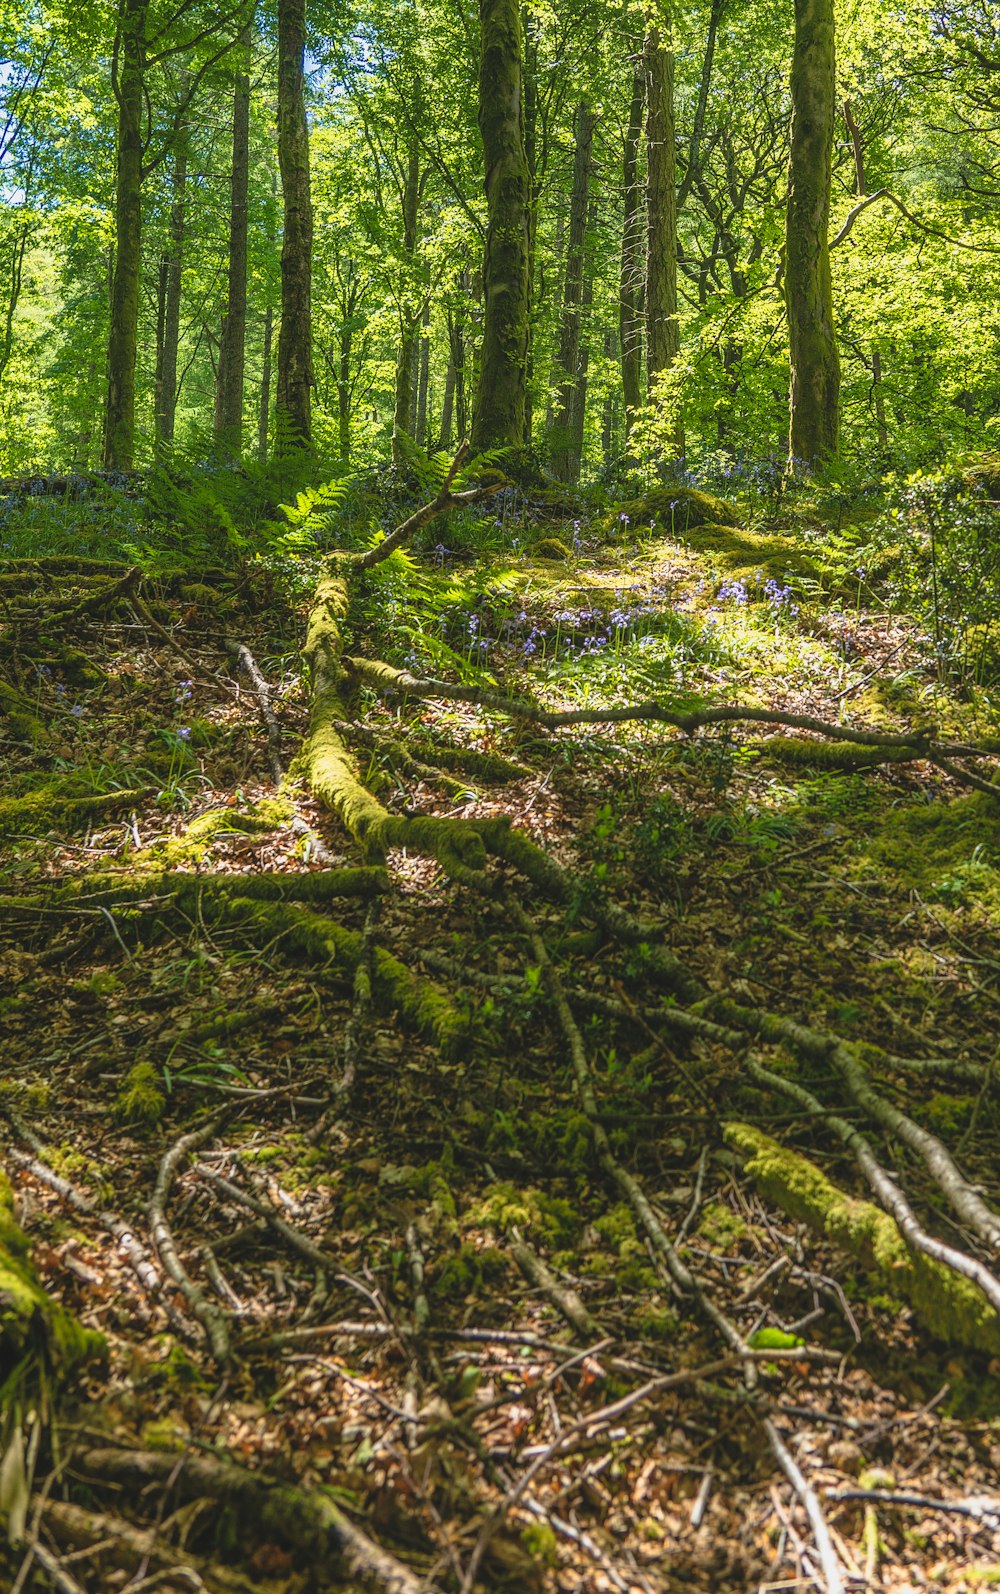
[0,781,148,838]
[150,797,294,867]
[696,1199,749,1248]
[529,537,571,561]
[85,972,121,997]
[468,1182,580,1245]
[520,1521,558,1565]
[523,1109,592,1172]
[115,1061,166,1126]
[593,1204,638,1249]
[610,484,742,533]
[726,1122,1000,1354]
[431,1243,509,1299]
[866,790,1000,917]
[637,1305,680,1341]
[762,736,923,772]
[686,523,820,580]
[921,1094,975,1132]
[0,679,49,745]
[0,1167,104,1379]
[178,583,230,607]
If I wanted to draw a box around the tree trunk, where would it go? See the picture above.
[567,269,592,481]
[453,282,468,440]
[338,318,352,467]
[104,0,148,471]
[522,4,538,447]
[471,0,530,451]
[550,101,595,482]
[602,330,617,469]
[786,0,840,468]
[620,54,644,440]
[392,144,420,464]
[439,333,456,448]
[416,301,430,446]
[258,302,273,460]
[154,138,187,447]
[276,0,312,450]
[215,22,251,456]
[644,15,679,389]
[843,98,887,453]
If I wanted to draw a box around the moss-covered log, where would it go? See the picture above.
[303,574,496,881]
[0,786,149,838]
[760,736,925,771]
[78,1446,433,1594]
[0,682,49,746]
[726,1123,1000,1355]
[211,897,467,1052]
[0,1163,105,1384]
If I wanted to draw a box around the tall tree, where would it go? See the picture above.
[215,20,252,454]
[644,5,681,455]
[391,140,420,464]
[786,0,840,466]
[105,0,148,470]
[471,0,531,450]
[620,53,645,440]
[154,125,188,446]
[276,0,313,448]
[550,100,595,481]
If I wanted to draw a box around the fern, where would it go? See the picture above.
[277,476,354,553]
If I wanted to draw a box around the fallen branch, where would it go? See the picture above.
[231,641,283,782]
[78,1446,437,1594]
[148,1116,232,1364]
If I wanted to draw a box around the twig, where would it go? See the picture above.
[232,641,283,782]
[149,1115,232,1364]
[764,1419,846,1594]
[344,654,1000,764]
[508,1225,600,1340]
[353,442,505,571]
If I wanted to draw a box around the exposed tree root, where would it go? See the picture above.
[341,654,1000,783]
[726,1124,1000,1355]
[0,1157,105,1383]
[0,786,149,837]
[76,1445,438,1594]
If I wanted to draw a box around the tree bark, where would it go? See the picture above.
[258,302,273,459]
[154,137,187,447]
[567,268,592,481]
[550,101,595,482]
[416,301,430,446]
[620,54,644,440]
[215,22,251,455]
[786,0,840,468]
[471,0,530,451]
[644,15,679,386]
[392,142,420,464]
[276,0,313,450]
[104,0,148,471]
[843,98,887,452]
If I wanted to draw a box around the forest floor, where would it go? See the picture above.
[1,485,999,1594]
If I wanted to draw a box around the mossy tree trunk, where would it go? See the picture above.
[104,0,148,471]
[471,0,531,451]
[392,141,421,465]
[786,0,840,468]
[154,133,187,448]
[644,7,682,458]
[214,22,251,457]
[276,0,313,450]
[550,100,595,483]
[620,52,645,442]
